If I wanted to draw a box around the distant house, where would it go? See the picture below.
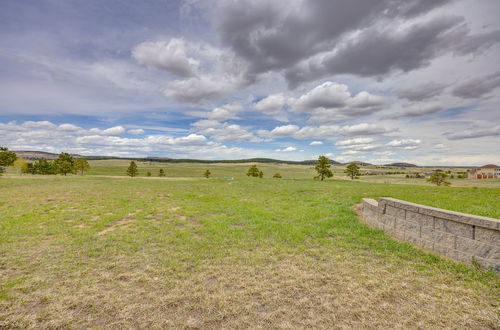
[467,164,500,179]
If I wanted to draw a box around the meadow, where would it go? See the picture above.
[0,161,499,328]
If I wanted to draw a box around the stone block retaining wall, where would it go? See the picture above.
[362,197,499,272]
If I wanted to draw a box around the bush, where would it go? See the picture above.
[273,173,282,178]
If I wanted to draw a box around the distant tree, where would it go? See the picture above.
[74,158,90,175]
[314,155,333,181]
[258,170,264,178]
[33,158,56,175]
[126,161,138,177]
[0,147,17,176]
[344,162,361,180]
[54,152,75,175]
[427,172,451,186]
[158,168,165,177]
[26,162,35,174]
[204,169,211,178]
[146,171,152,177]
[273,173,282,179]
[13,158,28,175]
[246,165,260,177]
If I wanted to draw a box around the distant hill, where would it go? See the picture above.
[15,151,82,160]
[14,151,341,165]
[343,161,373,166]
[384,162,418,167]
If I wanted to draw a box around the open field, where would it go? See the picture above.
[1,162,499,328]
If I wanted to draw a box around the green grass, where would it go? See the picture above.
[0,165,499,328]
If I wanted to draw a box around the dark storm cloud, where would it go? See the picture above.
[395,82,448,101]
[213,0,500,87]
[452,72,500,99]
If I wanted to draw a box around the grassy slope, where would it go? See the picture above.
[0,175,498,328]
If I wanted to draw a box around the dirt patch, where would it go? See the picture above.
[169,206,182,211]
[97,218,135,236]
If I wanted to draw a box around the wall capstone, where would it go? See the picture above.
[361,197,500,272]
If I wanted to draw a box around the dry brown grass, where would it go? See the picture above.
[1,250,498,329]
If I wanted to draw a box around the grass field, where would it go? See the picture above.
[1,162,499,328]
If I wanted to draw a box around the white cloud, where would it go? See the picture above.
[387,139,421,149]
[309,141,323,146]
[132,38,199,77]
[336,137,375,147]
[208,103,243,121]
[127,129,145,135]
[275,146,297,152]
[254,93,286,115]
[89,126,126,136]
[193,121,261,142]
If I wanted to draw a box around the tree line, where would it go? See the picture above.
[0,147,90,176]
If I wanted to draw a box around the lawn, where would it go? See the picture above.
[0,169,499,328]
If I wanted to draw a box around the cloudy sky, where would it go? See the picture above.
[1,0,499,165]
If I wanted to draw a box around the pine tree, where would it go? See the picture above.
[74,158,90,175]
[314,155,333,181]
[344,162,360,180]
[427,172,450,186]
[146,171,152,177]
[0,147,17,176]
[204,169,211,178]
[246,165,260,177]
[54,152,75,176]
[126,161,138,177]
[158,168,165,177]
[258,170,264,178]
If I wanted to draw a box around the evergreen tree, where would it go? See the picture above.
[203,169,211,178]
[158,168,165,177]
[246,165,260,177]
[344,162,361,180]
[74,158,90,175]
[0,147,17,176]
[314,155,333,181]
[258,170,264,178]
[33,158,56,175]
[126,161,138,177]
[427,172,451,186]
[146,171,152,177]
[54,152,75,175]
[13,158,28,175]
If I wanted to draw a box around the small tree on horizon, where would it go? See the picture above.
[204,169,211,178]
[246,165,260,177]
[273,173,282,179]
[427,172,451,186]
[74,158,90,175]
[126,161,138,177]
[158,168,165,177]
[314,155,333,181]
[258,170,264,178]
[146,171,152,177]
[345,162,361,180]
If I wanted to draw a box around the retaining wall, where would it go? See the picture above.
[362,197,500,272]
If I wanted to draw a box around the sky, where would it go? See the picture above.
[0,0,499,165]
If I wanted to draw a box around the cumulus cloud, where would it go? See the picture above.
[336,137,375,147]
[132,38,199,77]
[254,93,287,119]
[309,141,323,146]
[275,146,297,152]
[207,103,243,121]
[88,126,126,136]
[452,72,500,99]
[290,82,384,121]
[192,121,261,142]
[387,139,421,149]
[260,122,394,140]
[127,129,145,135]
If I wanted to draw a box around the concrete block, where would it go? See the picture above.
[434,230,456,249]
[421,226,435,241]
[400,219,420,237]
[380,214,396,228]
[455,237,497,259]
[418,205,499,230]
[380,198,419,212]
[475,227,500,246]
[385,205,405,219]
[434,244,455,259]
[406,210,434,227]
[435,218,473,238]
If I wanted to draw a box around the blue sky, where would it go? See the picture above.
[1,0,499,165]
